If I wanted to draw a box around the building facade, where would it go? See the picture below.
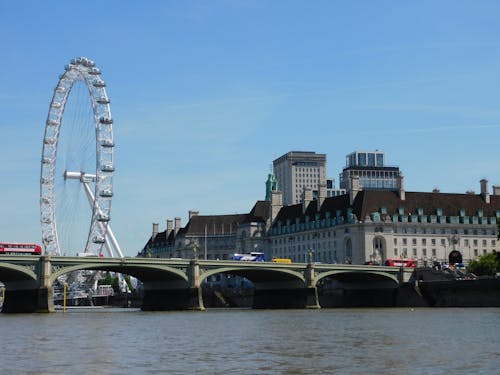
[339,150,401,191]
[273,151,327,205]
[268,177,500,266]
[139,149,499,269]
[140,202,271,260]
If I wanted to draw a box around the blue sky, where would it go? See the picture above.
[1,1,500,256]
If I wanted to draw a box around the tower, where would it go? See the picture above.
[265,171,279,201]
[273,151,327,206]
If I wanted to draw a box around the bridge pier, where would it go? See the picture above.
[141,259,205,311]
[142,287,204,311]
[252,286,320,309]
[2,286,54,313]
[2,255,55,313]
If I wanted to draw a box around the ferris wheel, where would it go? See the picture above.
[40,57,123,257]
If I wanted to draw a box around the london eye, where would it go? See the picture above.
[40,57,122,257]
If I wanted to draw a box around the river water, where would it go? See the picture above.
[0,307,499,375]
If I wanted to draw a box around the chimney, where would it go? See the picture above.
[317,182,327,212]
[349,175,361,205]
[302,187,313,214]
[398,173,405,201]
[493,185,500,196]
[188,210,199,220]
[166,219,174,237]
[269,190,283,226]
[481,179,490,204]
[152,223,159,240]
[174,217,182,235]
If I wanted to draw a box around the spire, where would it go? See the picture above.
[265,168,278,201]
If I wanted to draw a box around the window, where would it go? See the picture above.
[432,249,436,256]
[422,239,427,246]
[441,239,446,246]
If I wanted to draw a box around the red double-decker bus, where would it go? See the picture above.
[384,258,417,268]
[0,242,43,255]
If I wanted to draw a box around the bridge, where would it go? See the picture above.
[0,255,413,313]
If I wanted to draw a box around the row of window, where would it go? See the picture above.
[395,238,496,247]
[394,227,495,235]
[394,248,488,259]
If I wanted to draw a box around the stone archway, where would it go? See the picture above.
[449,250,463,264]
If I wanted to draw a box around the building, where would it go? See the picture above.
[140,148,499,269]
[339,150,401,191]
[140,202,271,260]
[268,177,500,266]
[327,178,346,197]
[273,151,327,205]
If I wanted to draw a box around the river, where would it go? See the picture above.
[0,307,499,374]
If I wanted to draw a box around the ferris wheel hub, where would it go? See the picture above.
[63,171,97,182]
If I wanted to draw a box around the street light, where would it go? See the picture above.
[308,249,314,264]
[192,240,199,260]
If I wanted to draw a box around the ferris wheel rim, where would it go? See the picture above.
[40,57,115,256]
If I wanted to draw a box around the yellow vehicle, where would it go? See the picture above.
[272,257,292,264]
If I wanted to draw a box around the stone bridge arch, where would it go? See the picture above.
[316,270,399,287]
[49,263,189,286]
[0,263,38,284]
[0,262,40,313]
[200,265,317,309]
[315,269,400,308]
[200,266,306,287]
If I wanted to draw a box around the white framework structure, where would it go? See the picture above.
[40,57,123,257]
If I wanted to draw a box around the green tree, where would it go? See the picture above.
[468,252,500,276]
[98,272,120,293]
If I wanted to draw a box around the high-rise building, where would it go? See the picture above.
[273,151,327,206]
[339,150,401,191]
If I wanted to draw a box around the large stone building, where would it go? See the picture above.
[139,149,500,268]
[273,151,328,205]
[140,202,270,260]
[268,177,500,266]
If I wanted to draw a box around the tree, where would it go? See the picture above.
[468,252,500,276]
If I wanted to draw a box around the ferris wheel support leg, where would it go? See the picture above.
[105,226,124,258]
[81,180,123,257]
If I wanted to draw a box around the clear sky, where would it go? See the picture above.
[1,1,500,256]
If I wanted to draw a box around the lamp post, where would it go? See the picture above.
[192,240,199,260]
[308,249,314,264]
